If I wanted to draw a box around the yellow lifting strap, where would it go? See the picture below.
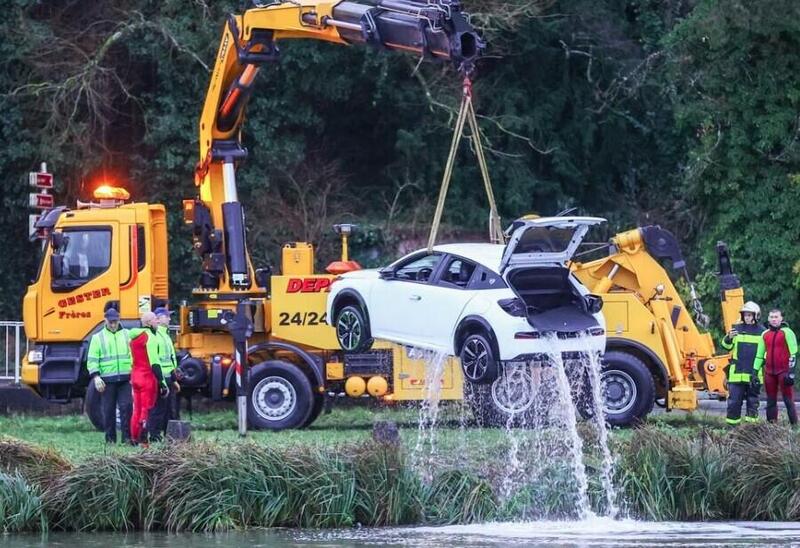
[427,77,503,252]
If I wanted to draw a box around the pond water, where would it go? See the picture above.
[6,519,800,547]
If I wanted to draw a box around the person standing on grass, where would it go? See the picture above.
[129,312,169,442]
[763,309,798,425]
[154,306,181,431]
[129,326,159,445]
[86,308,132,444]
[721,301,766,426]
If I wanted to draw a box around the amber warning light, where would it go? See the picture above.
[93,185,130,201]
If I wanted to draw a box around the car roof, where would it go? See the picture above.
[431,243,505,272]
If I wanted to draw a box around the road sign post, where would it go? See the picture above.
[28,162,53,240]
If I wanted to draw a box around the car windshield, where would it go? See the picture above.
[513,226,576,254]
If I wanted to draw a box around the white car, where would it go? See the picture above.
[327,216,607,385]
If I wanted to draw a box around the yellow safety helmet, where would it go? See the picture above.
[740,301,761,320]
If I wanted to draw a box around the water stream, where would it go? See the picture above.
[411,332,618,519]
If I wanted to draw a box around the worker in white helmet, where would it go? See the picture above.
[721,301,766,425]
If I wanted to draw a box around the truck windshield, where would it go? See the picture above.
[52,229,111,289]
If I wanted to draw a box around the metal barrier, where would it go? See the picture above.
[1,321,26,384]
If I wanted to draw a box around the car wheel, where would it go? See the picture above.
[459,332,499,385]
[335,305,372,353]
[85,380,104,431]
[248,361,314,430]
[601,350,655,427]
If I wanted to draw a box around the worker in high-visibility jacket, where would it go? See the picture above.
[154,306,180,433]
[129,312,169,442]
[763,308,798,425]
[721,301,766,426]
[86,308,132,443]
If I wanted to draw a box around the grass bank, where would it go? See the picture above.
[2,408,797,532]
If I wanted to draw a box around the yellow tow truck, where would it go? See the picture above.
[21,0,479,430]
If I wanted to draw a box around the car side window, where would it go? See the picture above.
[438,257,477,289]
[394,253,442,282]
[467,266,507,290]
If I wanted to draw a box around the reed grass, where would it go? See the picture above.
[3,421,800,531]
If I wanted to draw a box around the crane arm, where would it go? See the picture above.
[187,0,483,292]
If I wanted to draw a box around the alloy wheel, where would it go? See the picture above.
[462,337,489,382]
[337,309,363,351]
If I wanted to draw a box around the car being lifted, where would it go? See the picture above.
[327,216,607,387]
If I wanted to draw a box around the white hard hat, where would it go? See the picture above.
[740,301,761,319]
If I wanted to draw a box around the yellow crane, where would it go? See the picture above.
[21,0,481,431]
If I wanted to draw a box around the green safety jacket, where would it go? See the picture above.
[87,327,132,382]
[128,327,167,387]
[156,325,177,380]
[721,323,766,383]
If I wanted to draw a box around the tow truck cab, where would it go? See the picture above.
[21,198,168,402]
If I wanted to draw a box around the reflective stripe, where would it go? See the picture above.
[744,416,759,423]
[726,418,741,425]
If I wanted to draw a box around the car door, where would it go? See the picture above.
[368,252,444,344]
[499,216,606,273]
[411,255,479,352]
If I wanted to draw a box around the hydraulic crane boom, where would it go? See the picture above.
[188,0,482,293]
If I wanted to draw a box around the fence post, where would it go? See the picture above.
[14,323,21,385]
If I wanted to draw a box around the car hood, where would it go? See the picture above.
[340,269,381,280]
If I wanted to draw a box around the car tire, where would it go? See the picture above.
[248,360,314,431]
[459,332,499,385]
[601,350,655,427]
[335,305,373,353]
[85,381,104,431]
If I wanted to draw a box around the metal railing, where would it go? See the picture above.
[1,321,26,384]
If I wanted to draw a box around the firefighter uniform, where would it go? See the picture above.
[86,324,132,443]
[763,323,798,424]
[721,323,766,425]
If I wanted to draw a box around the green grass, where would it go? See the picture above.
[2,406,800,531]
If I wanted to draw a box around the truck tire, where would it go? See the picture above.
[303,393,325,428]
[601,350,655,427]
[459,332,499,385]
[335,305,373,353]
[85,381,104,431]
[248,360,313,430]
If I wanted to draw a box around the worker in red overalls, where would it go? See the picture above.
[763,308,798,425]
[130,312,167,444]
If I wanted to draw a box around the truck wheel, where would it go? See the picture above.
[459,332,499,385]
[601,350,655,427]
[335,305,372,353]
[248,360,313,430]
[85,381,104,431]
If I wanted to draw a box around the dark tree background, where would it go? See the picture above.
[1,0,797,326]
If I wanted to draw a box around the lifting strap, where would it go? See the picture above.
[427,77,503,252]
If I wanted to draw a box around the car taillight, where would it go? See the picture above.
[515,331,541,339]
[588,327,605,337]
[498,297,526,317]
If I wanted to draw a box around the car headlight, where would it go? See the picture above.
[27,348,44,364]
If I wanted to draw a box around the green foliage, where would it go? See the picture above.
[0,472,46,532]
[665,0,800,324]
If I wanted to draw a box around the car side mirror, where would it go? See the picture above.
[50,232,65,250]
[50,254,65,279]
[584,294,603,314]
[379,267,395,280]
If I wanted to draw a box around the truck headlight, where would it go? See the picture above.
[27,348,44,364]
